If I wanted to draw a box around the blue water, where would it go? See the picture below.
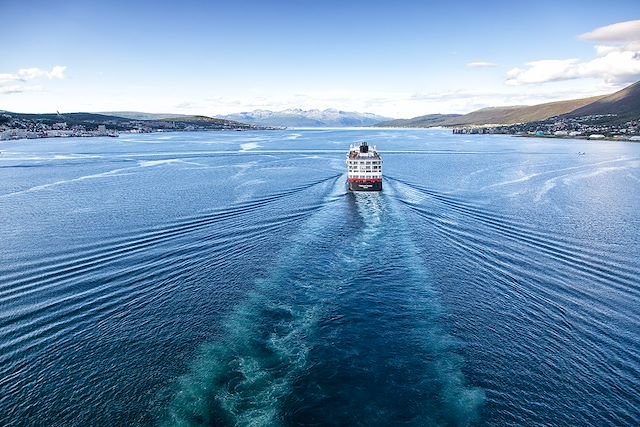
[0,129,638,426]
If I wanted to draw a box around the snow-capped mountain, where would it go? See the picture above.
[216,108,392,128]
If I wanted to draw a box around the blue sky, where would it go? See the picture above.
[1,0,639,117]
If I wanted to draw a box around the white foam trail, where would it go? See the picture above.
[240,142,261,151]
[562,161,640,184]
[0,159,205,198]
[234,179,267,203]
[137,159,203,167]
[0,168,133,198]
[486,157,632,189]
[1,154,102,161]
[52,154,101,160]
[534,159,640,202]
[534,180,558,203]
[231,161,258,180]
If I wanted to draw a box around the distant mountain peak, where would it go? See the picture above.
[216,108,392,128]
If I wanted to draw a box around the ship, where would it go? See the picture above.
[346,142,382,191]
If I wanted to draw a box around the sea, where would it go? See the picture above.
[0,129,638,426]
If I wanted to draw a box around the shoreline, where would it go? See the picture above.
[2,127,639,145]
[512,133,640,143]
[0,128,280,143]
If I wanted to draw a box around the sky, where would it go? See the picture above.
[1,0,639,118]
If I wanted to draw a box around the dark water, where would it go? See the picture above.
[0,129,638,426]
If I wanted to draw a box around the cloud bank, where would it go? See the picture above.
[506,20,640,86]
[466,62,499,69]
[579,19,640,43]
[0,66,66,94]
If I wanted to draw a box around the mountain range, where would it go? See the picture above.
[376,81,640,128]
[216,108,391,128]
[5,81,638,132]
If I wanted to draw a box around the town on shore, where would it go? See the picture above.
[452,115,640,142]
[0,111,266,141]
[1,122,120,140]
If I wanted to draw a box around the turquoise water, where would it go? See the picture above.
[0,129,638,426]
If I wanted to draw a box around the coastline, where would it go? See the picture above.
[512,133,640,143]
[0,128,281,143]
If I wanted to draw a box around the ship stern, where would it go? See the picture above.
[348,180,382,192]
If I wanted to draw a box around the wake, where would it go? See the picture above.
[163,180,484,426]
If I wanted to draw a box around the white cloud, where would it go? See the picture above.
[506,59,578,85]
[0,66,66,95]
[506,49,640,86]
[579,20,640,43]
[0,85,44,95]
[594,45,618,56]
[466,62,499,69]
[16,65,66,80]
[0,74,19,85]
[506,20,640,86]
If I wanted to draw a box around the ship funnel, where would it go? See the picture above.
[359,142,369,153]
